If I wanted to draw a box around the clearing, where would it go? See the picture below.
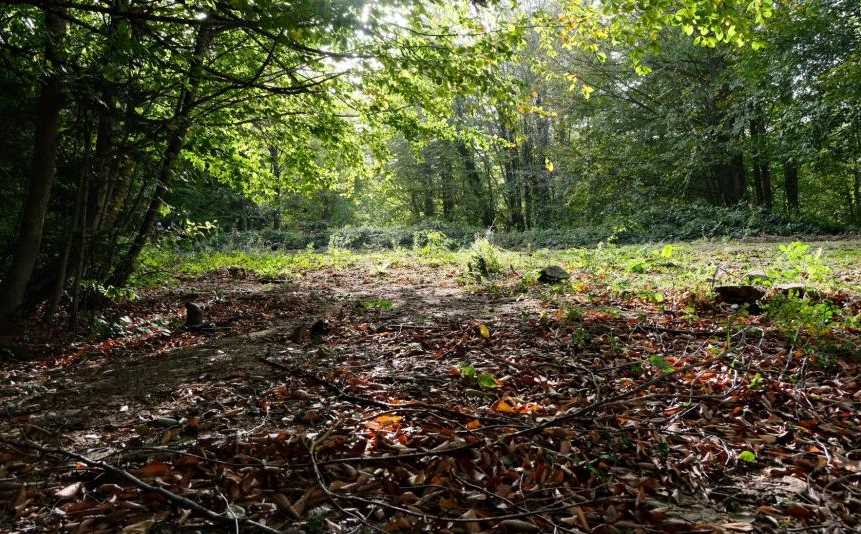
[1,239,860,533]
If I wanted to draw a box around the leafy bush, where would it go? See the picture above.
[466,237,503,279]
[412,229,452,255]
[768,242,831,283]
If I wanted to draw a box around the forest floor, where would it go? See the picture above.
[1,239,860,533]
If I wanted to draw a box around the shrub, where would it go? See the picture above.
[466,237,504,279]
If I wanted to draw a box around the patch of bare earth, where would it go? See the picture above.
[1,264,859,533]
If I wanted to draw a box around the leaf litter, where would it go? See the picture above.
[1,261,859,533]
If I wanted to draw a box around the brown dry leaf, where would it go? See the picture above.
[272,493,299,519]
[121,519,155,534]
[138,461,171,478]
[499,519,540,532]
[720,522,754,532]
[438,497,459,510]
[459,509,481,534]
[55,482,83,499]
[160,428,180,445]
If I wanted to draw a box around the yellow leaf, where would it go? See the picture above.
[581,85,594,99]
[545,158,554,173]
[478,323,491,338]
[492,399,515,413]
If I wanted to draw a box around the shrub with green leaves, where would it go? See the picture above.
[765,294,836,342]
[466,237,504,280]
[413,230,452,256]
[768,242,831,283]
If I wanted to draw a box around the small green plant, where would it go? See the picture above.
[413,230,450,256]
[749,372,764,390]
[83,280,138,302]
[648,354,675,373]
[657,244,675,259]
[737,450,757,463]
[624,257,649,273]
[466,237,503,280]
[639,290,665,304]
[770,242,831,283]
[766,294,835,340]
[459,364,498,388]
[361,297,394,311]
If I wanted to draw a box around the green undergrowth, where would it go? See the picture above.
[166,203,858,254]
[133,237,861,299]
[129,237,860,358]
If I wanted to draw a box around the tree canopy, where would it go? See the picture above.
[2,0,859,319]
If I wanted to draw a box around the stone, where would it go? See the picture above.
[773,283,817,299]
[310,319,331,342]
[184,302,204,328]
[538,265,570,284]
[746,269,769,283]
[714,285,766,305]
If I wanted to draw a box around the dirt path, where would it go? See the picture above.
[2,265,859,533]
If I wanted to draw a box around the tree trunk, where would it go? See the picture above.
[422,172,435,218]
[270,145,282,229]
[109,25,214,287]
[750,110,773,211]
[852,160,860,224]
[456,141,492,227]
[440,153,454,221]
[712,151,747,205]
[784,159,799,215]
[498,112,524,230]
[0,6,66,319]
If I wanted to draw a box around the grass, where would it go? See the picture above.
[134,238,861,300]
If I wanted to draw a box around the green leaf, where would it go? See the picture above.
[460,365,477,379]
[749,373,763,389]
[478,372,498,388]
[648,355,675,373]
[738,450,757,463]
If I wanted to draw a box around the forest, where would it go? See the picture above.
[0,1,860,533]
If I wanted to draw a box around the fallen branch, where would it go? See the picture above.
[0,439,283,534]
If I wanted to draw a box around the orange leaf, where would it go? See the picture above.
[139,461,171,478]
[438,497,459,510]
[364,415,402,432]
[466,419,481,430]
[492,399,515,413]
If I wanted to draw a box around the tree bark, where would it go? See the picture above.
[0,6,66,319]
[269,145,282,229]
[784,159,799,215]
[750,110,773,211]
[456,141,492,227]
[852,159,860,224]
[498,112,524,230]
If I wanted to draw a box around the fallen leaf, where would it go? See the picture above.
[55,482,82,499]
[138,461,171,478]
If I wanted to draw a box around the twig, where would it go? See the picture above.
[259,356,516,424]
[0,438,282,534]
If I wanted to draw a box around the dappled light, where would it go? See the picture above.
[1,1,860,533]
